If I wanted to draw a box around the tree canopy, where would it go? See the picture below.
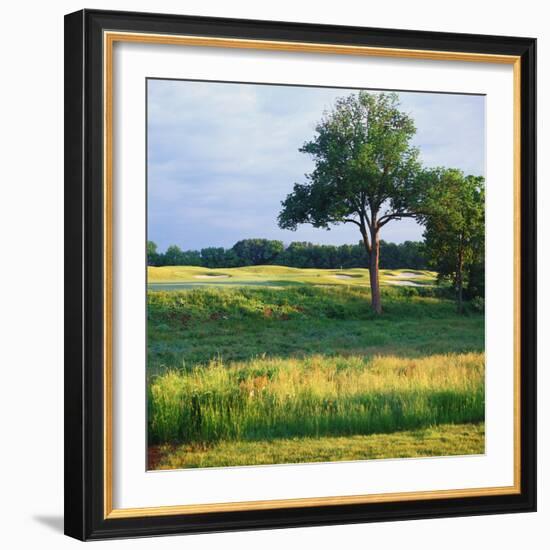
[278,92,424,233]
[421,168,485,312]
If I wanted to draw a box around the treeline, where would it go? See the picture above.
[147,238,428,270]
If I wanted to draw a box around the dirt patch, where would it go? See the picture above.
[147,446,165,470]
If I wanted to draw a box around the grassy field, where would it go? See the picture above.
[147,266,484,469]
[148,265,436,289]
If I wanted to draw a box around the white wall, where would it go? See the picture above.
[0,0,546,548]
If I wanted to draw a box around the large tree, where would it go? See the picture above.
[421,168,485,313]
[278,91,424,313]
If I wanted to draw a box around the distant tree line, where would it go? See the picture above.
[147,238,428,270]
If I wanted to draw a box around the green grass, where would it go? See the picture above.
[146,266,484,468]
[148,352,484,445]
[147,283,482,374]
[150,423,485,469]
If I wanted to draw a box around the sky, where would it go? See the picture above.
[147,79,485,252]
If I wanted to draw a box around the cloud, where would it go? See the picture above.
[399,92,485,175]
[147,80,484,251]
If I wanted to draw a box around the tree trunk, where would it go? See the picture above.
[456,244,464,314]
[369,228,382,314]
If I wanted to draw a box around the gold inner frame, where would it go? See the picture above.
[103,31,522,519]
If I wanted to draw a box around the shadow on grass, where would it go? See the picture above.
[146,284,483,374]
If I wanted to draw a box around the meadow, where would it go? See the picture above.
[147,266,485,469]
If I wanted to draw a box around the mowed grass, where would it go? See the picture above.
[146,268,485,468]
[150,423,485,469]
[148,265,436,289]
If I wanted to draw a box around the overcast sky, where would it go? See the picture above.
[147,79,485,251]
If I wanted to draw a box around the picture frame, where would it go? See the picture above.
[64,9,536,541]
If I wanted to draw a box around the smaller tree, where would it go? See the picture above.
[147,241,161,266]
[421,169,485,313]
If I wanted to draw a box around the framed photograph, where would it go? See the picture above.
[64,9,536,540]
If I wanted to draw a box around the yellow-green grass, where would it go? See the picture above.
[148,352,484,447]
[148,265,436,289]
[150,422,484,469]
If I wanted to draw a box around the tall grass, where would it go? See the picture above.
[148,284,456,324]
[148,352,484,445]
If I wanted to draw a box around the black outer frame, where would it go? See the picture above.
[64,9,537,541]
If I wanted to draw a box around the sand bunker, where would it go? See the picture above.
[396,272,423,278]
[386,280,423,287]
[194,275,229,279]
[332,274,354,280]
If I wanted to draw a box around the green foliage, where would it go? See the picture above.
[147,240,161,266]
[380,240,428,269]
[200,247,239,268]
[466,261,485,301]
[421,169,485,310]
[278,92,423,232]
[164,245,184,266]
[469,296,485,314]
[148,283,448,325]
[161,245,202,267]
[231,238,284,265]
[273,240,428,269]
[147,239,428,269]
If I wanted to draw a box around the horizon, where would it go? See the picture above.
[148,80,485,251]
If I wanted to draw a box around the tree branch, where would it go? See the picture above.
[355,192,372,231]
[360,227,371,253]
[378,211,418,227]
